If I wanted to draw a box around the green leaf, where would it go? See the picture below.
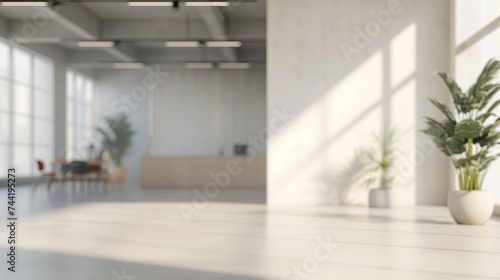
[480,154,500,171]
[476,131,500,147]
[456,151,488,167]
[429,98,455,122]
[482,84,500,108]
[436,72,463,112]
[454,120,482,139]
[475,59,500,95]
[485,99,500,115]
[445,135,466,154]
[423,119,448,138]
[476,112,495,123]
[424,117,455,135]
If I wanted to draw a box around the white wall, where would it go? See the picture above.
[97,68,266,182]
[267,0,451,206]
[152,69,266,156]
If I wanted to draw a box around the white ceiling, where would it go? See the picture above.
[83,3,196,19]
[0,0,266,20]
[0,1,266,65]
[82,0,266,20]
[0,6,44,19]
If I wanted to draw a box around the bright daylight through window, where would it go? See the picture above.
[0,38,54,178]
[66,70,96,161]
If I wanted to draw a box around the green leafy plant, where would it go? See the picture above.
[423,59,500,191]
[362,126,398,189]
[96,114,135,166]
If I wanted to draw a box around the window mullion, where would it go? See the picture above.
[8,42,13,170]
[30,53,34,176]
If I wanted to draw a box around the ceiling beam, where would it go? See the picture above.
[68,61,266,70]
[196,6,237,62]
[48,4,136,62]
[7,4,136,62]
[107,42,137,62]
[101,18,265,40]
[102,18,211,39]
[43,4,99,38]
[7,17,266,41]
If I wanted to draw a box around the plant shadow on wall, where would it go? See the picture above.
[322,126,407,207]
[423,59,500,225]
[96,114,135,182]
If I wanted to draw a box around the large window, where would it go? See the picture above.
[455,0,500,205]
[66,70,96,160]
[0,38,54,178]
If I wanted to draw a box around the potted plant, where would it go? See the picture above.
[362,126,400,208]
[423,59,500,225]
[97,114,135,182]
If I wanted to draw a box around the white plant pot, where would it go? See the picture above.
[369,188,397,208]
[107,166,127,182]
[447,190,494,225]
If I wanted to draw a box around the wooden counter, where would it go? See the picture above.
[141,156,266,188]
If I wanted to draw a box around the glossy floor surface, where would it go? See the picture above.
[1,183,500,280]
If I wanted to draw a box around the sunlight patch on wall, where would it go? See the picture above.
[390,22,416,88]
[391,79,416,205]
[268,50,384,205]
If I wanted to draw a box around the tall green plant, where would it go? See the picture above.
[97,114,135,166]
[362,126,398,189]
[423,59,500,191]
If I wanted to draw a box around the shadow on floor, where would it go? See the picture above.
[0,249,268,280]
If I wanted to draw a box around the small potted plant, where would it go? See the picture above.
[97,114,135,182]
[362,126,400,208]
[423,59,500,225]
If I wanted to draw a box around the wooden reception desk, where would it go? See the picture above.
[141,156,266,188]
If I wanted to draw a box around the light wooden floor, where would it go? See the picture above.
[1,186,500,279]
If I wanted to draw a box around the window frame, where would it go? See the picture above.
[65,69,97,161]
[0,36,55,178]
[453,0,500,212]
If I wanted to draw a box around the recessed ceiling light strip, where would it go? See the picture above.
[127,1,173,6]
[206,41,242,47]
[185,63,214,69]
[78,41,115,48]
[113,62,145,69]
[0,1,48,6]
[185,2,230,6]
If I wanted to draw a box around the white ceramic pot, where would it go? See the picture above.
[107,165,127,182]
[447,190,494,225]
[369,188,396,208]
